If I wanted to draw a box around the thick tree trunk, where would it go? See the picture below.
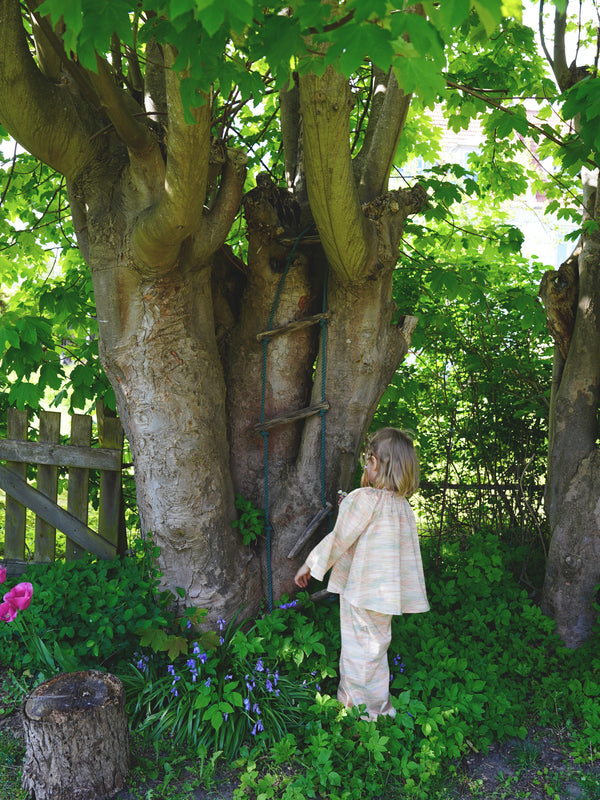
[540,201,600,646]
[541,451,600,647]
[69,161,262,623]
[22,671,128,800]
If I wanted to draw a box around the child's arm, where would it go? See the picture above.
[294,563,311,588]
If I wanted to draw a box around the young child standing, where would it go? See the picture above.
[294,428,429,720]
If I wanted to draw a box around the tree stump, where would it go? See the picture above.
[22,670,129,800]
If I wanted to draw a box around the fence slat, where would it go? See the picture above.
[0,464,116,560]
[98,415,123,550]
[5,408,28,562]
[0,440,121,470]
[35,411,61,563]
[66,414,92,562]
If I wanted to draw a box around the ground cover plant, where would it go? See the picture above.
[1,532,600,799]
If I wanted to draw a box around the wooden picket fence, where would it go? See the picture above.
[0,406,126,576]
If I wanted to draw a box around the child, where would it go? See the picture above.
[294,428,429,720]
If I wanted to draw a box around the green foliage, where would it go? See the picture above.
[122,601,330,759]
[376,184,551,549]
[0,538,170,677]
[2,533,600,797]
[0,730,27,800]
[232,494,266,545]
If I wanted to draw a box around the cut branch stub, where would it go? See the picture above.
[539,253,579,359]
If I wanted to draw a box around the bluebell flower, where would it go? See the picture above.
[243,697,251,711]
[186,619,192,629]
[135,654,149,672]
[224,673,233,681]
[256,658,264,672]
[223,713,229,721]
[278,600,298,609]
[251,720,264,735]
[266,679,274,693]
[167,664,176,676]
[273,670,279,686]
[219,636,225,645]
[252,702,261,715]
[217,616,226,631]
[245,674,256,691]
[205,677,212,688]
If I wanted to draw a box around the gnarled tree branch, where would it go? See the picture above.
[195,148,248,262]
[353,66,411,204]
[131,45,211,273]
[0,0,98,180]
[90,54,153,154]
[299,65,376,282]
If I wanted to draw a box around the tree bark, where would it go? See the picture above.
[22,671,129,800]
[538,1,600,647]
[0,2,424,620]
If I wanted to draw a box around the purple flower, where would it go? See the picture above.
[251,720,264,735]
[245,674,256,692]
[204,677,212,688]
[266,679,274,693]
[278,600,298,610]
[393,655,405,672]
[223,713,229,721]
[252,703,261,715]
[243,697,251,711]
[186,619,192,629]
[217,616,226,631]
[256,658,264,672]
[224,673,233,681]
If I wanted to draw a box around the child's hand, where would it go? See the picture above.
[294,563,311,588]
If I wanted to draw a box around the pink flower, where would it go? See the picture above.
[0,566,6,584]
[0,600,18,622]
[4,582,33,611]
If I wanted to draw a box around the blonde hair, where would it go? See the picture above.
[361,428,419,496]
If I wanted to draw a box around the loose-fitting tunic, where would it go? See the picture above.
[305,487,429,615]
[304,487,429,719]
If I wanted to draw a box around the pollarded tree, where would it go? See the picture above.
[535,0,600,647]
[0,0,510,620]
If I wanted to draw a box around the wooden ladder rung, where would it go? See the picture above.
[256,312,330,343]
[277,235,322,246]
[254,401,329,432]
[287,502,333,559]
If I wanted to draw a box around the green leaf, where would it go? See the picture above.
[472,0,503,35]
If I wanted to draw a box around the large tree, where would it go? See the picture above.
[5,0,507,620]
[536,0,600,647]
